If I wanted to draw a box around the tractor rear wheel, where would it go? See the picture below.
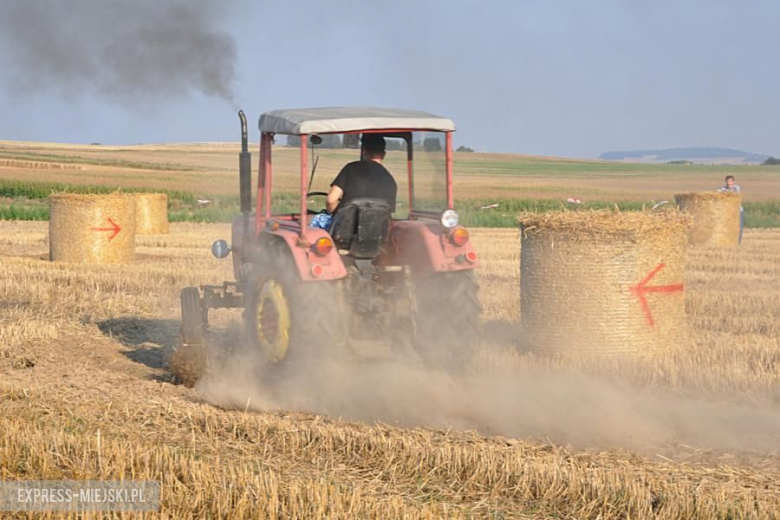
[244,243,347,376]
[413,271,481,371]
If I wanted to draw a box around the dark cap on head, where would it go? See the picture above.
[362,134,386,154]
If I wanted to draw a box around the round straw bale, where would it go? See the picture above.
[518,210,689,356]
[133,193,169,235]
[49,193,136,263]
[675,192,741,246]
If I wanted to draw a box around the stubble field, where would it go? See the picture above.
[1,218,779,517]
[1,141,779,517]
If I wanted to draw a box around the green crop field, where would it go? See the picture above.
[1,140,778,227]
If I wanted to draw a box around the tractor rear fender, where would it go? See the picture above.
[384,220,479,277]
[254,227,347,282]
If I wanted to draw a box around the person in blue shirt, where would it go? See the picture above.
[717,175,741,194]
[717,175,743,244]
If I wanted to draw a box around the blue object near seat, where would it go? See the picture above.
[309,212,333,230]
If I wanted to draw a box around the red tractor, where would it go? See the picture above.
[179,107,480,377]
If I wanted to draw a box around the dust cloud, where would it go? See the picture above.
[0,0,236,104]
[196,337,780,454]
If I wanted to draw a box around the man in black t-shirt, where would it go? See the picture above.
[326,135,397,214]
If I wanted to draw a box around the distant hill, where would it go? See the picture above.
[599,147,769,165]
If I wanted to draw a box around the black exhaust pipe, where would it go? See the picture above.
[238,110,251,214]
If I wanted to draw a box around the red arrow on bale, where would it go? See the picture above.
[91,217,122,242]
[629,262,684,327]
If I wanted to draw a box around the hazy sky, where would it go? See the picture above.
[0,0,778,158]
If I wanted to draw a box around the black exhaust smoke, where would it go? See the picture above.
[0,0,236,104]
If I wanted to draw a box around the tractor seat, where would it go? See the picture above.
[330,198,391,259]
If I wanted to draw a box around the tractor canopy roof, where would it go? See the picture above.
[258,107,455,135]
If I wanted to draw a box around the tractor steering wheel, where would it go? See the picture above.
[306,191,329,215]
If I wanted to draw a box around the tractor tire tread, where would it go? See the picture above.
[245,241,347,374]
[180,286,204,345]
[414,271,481,371]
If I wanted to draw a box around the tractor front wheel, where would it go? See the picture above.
[413,271,481,372]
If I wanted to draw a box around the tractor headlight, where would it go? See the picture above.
[211,239,231,259]
[441,209,459,229]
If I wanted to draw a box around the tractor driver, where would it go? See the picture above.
[326,134,397,214]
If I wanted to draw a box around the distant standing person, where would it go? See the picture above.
[717,175,743,244]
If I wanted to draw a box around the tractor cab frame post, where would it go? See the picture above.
[445,131,453,209]
[257,132,274,225]
[299,135,308,235]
